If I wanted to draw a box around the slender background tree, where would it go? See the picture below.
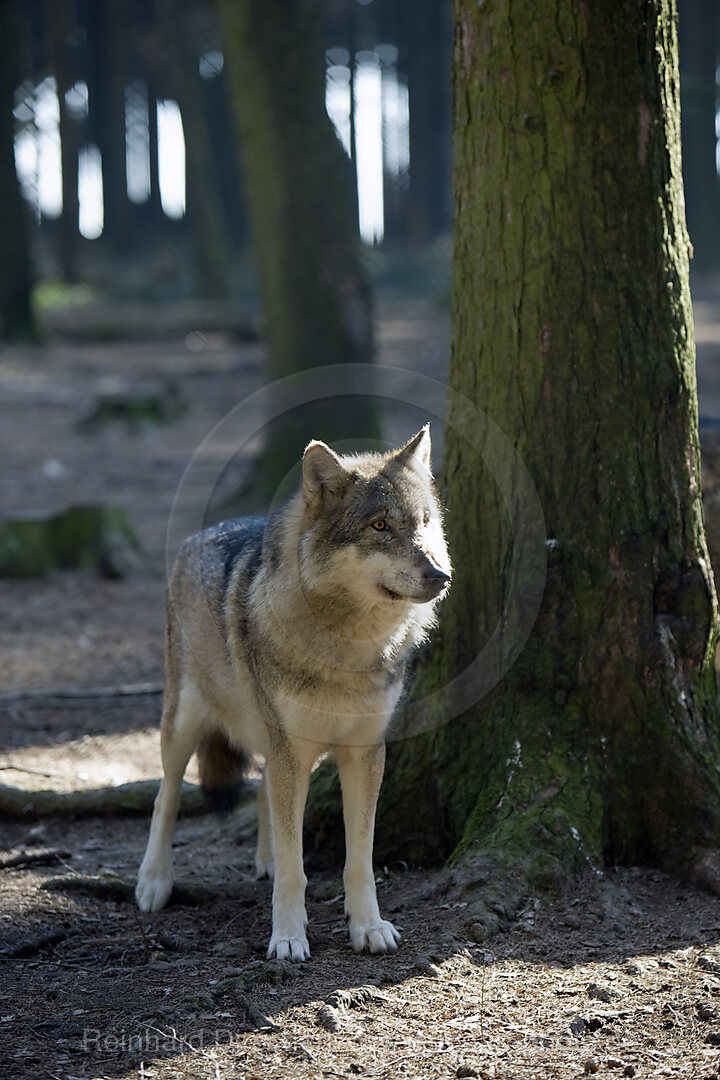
[218,0,380,497]
[0,0,36,340]
[678,0,720,273]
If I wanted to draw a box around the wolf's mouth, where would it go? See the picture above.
[381,585,403,601]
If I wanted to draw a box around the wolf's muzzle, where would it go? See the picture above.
[422,565,451,599]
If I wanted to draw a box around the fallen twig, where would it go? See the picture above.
[0,848,71,870]
[214,979,280,1031]
[0,926,79,959]
[0,765,60,779]
[0,681,163,707]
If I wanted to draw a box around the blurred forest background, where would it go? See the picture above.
[0,0,454,342]
[1,0,720,534]
[0,0,718,340]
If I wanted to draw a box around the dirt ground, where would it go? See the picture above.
[4,290,720,1080]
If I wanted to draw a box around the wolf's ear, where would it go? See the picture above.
[395,425,432,476]
[302,440,349,501]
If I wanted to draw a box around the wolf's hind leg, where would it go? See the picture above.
[255,774,274,880]
[336,741,400,954]
[136,683,204,912]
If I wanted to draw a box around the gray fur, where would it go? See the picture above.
[136,427,451,960]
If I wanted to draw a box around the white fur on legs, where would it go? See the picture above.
[254,773,275,880]
[264,736,317,962]
[136,685,203,912]
[336,741,400,954]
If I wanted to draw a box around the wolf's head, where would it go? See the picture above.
[298,427,451,613]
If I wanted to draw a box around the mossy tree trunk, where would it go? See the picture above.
[376,0,720,897]
[0,0,36,340]
[218,0,379,496]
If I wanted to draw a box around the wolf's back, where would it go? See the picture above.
[168,517,268,810]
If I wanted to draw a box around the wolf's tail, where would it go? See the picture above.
[197,729,247,812]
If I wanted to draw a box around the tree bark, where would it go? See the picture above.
[218,0,380,497]
[0,0,36,340]
[374,0,720,901]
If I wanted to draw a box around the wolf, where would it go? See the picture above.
[136,426,451,961]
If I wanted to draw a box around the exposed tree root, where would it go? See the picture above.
[0,779,202,819]
[40,873,215,906]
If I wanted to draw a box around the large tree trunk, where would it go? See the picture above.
[375,0,720,906]
[0,1,36,340]
[218,0,379,498]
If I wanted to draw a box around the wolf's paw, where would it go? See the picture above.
[267,931,310,962]
[135,870,173,912]
[255,857,275,881]
[349,919,401,955]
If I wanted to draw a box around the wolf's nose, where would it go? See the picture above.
[424,566,451,587]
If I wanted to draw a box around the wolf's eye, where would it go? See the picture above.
[371,519,387,531]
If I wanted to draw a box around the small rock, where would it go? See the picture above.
[588,982,616,1002]
[583,1060,600,1075]
[570,1015,587,1035]
[456,1067,479,1079]
[623,1067,636,1078]
[606,1059,624,1069]
[699,955,720,974]
[310,880,342,902]
[265,958,299,983]
[317,1004,342,1032]
[290,1043,313,1061]
[697,1002,718,1022]
[414,954,442,977]
[149,952,173,969]
[705,1031,720,1046]
[213,940,251,958]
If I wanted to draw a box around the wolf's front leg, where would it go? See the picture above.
[336,741,400,954]
[264,736,316,962]
[136,686,202,912]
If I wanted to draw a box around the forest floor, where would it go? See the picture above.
[3,286,720,1080]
